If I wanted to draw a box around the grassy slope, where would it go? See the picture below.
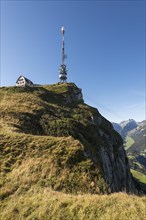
[0,84,146,219]
[1,132,145,220]
[0,131,107,197]
[125,136,135,150]
[0,84,110,195]
[0,189,145,220]
[131,169,146,185]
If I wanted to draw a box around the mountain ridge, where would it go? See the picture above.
[0,83,138,195]
[112,119,138,139]
[1,83,146,220]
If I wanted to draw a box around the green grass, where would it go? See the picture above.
[134,162,143,170]
[131,169,146,185]
[125,136,135,150]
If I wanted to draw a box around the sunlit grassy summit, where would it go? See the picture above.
[0,83,145,220]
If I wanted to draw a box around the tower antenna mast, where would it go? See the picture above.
[62,26,65,65]
[59,27,67,83]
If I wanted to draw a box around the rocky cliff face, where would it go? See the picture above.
[0,83,138,195]
[61,83,83,104]
[89,115,136,193]
[98,130,135,192]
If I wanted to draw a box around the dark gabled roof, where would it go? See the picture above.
[16,75,33,84]
[24,77,33,84]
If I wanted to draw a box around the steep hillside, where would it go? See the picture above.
[0,83,137,195]
[0,83,145,219]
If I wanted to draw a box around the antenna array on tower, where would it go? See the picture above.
[59,27,67,83]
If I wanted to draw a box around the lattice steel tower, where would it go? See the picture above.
[59,27,67,83]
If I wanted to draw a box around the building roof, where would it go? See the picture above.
[16,75,33,84]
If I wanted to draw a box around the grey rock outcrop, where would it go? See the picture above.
[63,83,84,104]
[99,135,136,193]
[91,115,137,193]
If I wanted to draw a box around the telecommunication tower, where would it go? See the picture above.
[59,27,67,83]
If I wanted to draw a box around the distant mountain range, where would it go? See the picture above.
[112,119,146,192]
[112,119,146,153]
[112,119,138,139]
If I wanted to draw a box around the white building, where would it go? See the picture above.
[16,76,33,87]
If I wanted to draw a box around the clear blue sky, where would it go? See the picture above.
[1,0,145,122]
